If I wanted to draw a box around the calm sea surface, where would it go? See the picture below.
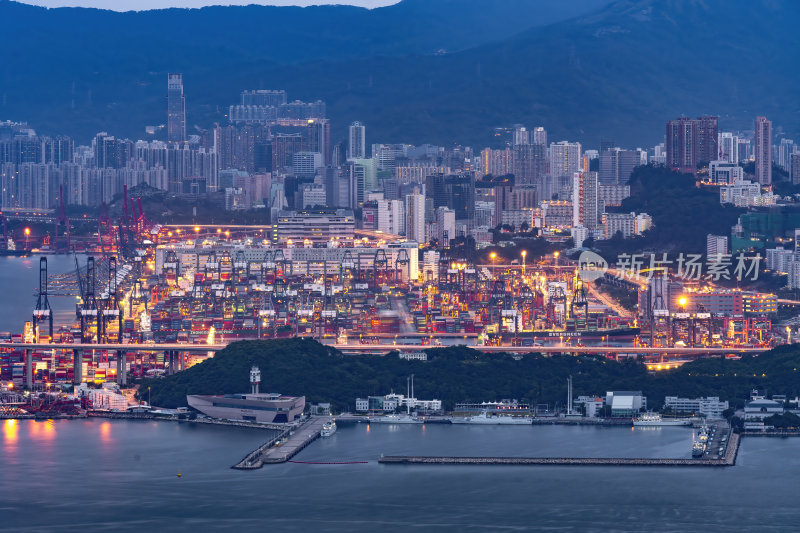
[0,255,79,333]
[1,419,799,532]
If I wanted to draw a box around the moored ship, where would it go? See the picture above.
[633,412,692,427]
[450,412,532,425]
[321,420,337,437]
[367,414,422,424]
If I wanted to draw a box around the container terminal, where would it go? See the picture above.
[0,193,787,397]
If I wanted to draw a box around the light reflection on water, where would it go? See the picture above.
[3,418,19,445]
[99,421,112,444]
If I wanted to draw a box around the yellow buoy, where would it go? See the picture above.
[177,473,182,478]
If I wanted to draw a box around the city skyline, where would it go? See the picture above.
[2,1,799,530]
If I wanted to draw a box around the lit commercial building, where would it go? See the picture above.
[677,291,743,315]
[742,293,777,316]
[272,209,355,245]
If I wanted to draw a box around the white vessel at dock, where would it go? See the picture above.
[368,414,423,424]
[633,412,692,427]
[450,412,532,425]
[321,420,337,437]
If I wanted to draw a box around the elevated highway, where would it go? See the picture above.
[328,343,767,356]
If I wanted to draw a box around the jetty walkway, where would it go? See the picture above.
[232,416,330,469]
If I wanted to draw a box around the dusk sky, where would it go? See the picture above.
[19,0,397,9]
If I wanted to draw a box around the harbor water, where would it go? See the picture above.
[2,419,800,531]
[0,255,81,333]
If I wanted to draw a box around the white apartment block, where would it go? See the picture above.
[719,180,776,207]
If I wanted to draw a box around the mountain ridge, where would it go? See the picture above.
[1,0,797,147]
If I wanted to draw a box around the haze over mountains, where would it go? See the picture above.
[1,0,797,147]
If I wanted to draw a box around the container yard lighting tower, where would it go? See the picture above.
[250,365,261,395]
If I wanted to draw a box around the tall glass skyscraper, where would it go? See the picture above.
[167,73,186,144]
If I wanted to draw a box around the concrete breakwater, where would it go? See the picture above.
[378,456,733,467]
[380,425,741,467]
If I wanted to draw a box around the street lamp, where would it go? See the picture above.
[553,251,560,267]
[678,296,688,310]
[787,326,792,344]
[490,252,497,279]
[521,250,527,276]
[24,227,30,250]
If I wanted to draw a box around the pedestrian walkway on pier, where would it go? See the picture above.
[232,416,329,469]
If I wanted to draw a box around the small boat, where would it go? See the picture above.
[691,426,709,457]
[321,420,337,437]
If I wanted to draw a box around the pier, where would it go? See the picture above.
[232,416,330,469]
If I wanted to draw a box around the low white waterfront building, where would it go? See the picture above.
[663,396,729,419]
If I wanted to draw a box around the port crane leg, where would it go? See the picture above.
[25,348,32,390]
[73,349,82,385]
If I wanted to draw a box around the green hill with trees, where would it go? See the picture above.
[139,338,800,413]
[596,165,744,257]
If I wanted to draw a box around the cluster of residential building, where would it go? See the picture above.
[765,228,800,289]
[4,74,797,259]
